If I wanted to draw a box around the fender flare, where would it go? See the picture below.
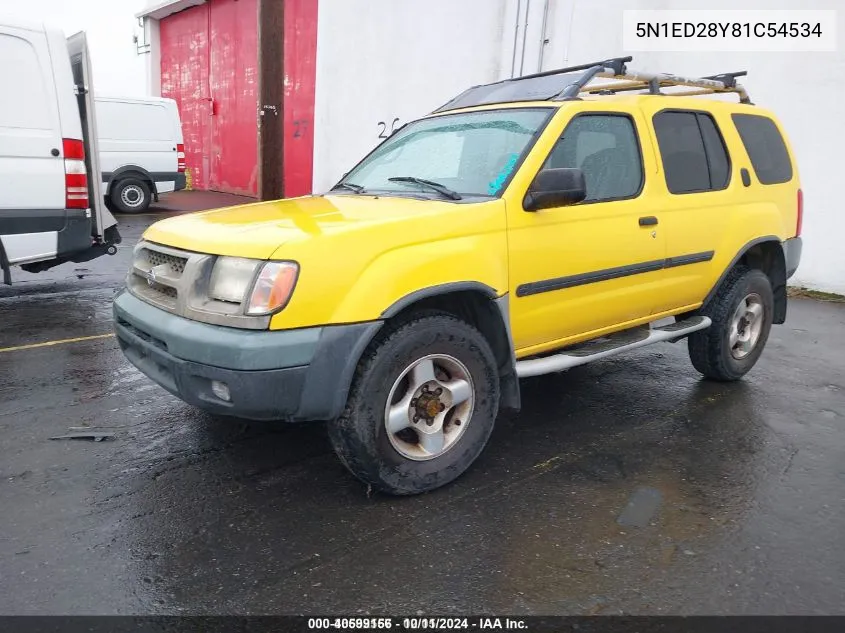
[704,235,787,323]
[103,165,158,196]
[381,281,499,318]
[381,281,520,411]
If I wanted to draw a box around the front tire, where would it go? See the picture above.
[688,266,774,381]
[327,313,500,495]
[111,178,152,213]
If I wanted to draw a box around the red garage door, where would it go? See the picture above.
[160,0,259,196]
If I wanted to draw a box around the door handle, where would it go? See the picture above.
[639,216,658,226]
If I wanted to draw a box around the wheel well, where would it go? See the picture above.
[387,290,521,410]
[737,241,787,324]
[109,171,156,196]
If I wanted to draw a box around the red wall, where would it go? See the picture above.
[160,0,318,199]
[160,0,259,196]
[160,5,211,191]
[283,0,319,198]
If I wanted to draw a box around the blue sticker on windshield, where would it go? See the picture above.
[488,153,520,196]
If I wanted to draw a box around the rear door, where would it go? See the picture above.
[642,105,734,312]
[66,32,116,240]
[0,23,65,264]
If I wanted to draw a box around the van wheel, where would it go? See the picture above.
[327,314,500,496]
[111,178,151,213]
[688,266,774,381]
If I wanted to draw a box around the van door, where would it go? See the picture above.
[66,32,117,241]
[0,24,66,268]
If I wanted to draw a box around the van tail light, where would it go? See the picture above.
[177,143,186,173]
[796,189,803,237]
[63,138,88,210]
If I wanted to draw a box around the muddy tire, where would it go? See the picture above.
[688,266,774,381]
[111,178,151,213]
[327,313,500,496]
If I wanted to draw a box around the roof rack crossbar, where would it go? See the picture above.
[574,68,751,104]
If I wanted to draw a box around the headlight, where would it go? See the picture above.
[208,257,260,303]
[207,257,299,316]
[246,261,299,315]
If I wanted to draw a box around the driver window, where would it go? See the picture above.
[543,114,643,202]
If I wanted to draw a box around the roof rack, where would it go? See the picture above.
[433,56,751,113]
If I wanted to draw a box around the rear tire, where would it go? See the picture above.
[688,266,774,381]
[111,178,152,213]
[327,313,500,496]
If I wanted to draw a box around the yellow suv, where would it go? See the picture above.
[114,57,803,495]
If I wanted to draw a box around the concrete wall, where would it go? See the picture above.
[538,0,844,294]
[311,0,515,195]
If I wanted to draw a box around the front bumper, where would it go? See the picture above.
[113,290,382,421]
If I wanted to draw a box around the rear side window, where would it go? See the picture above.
[653,111,731,194]
[732,113,793,184]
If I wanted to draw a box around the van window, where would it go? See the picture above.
[653,111,730,194]
[543,114,643,202]
[96,102,173,141]
[0,34,52,130]
[732,113,793,185]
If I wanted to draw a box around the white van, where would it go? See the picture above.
[0,16,119,283]
[96,96,186,213]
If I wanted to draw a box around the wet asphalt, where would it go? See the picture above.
[1,201,844,615]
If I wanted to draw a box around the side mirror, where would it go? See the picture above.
[523,168,587,212]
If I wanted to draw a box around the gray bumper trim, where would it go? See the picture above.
[113,290,384,421]
[114,290,320,371]
[783,236,802,279]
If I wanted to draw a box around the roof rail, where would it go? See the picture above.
[432,56,751,113]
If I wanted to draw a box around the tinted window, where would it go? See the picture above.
[698,115,730,189]
[732,113,793,184]
[543,114,643,202]
[654,112,709,193]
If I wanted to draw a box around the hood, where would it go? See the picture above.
[142,194,461,259]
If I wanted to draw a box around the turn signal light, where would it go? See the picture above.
[246,262,299,316]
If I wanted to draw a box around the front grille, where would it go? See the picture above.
[129,280,178,310]
[148,283,177,300]
[141,248,187,276]
[128,242,198,314]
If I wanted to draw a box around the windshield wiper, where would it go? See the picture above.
[331,182,365,194]
[388,177,462,201]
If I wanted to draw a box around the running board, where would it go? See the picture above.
[515,316,712,378]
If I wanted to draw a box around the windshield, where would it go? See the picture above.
[335,108,554,200]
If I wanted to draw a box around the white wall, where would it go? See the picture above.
[541,0,844,293]
[312,0,515,195]
[312,0,844,293]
